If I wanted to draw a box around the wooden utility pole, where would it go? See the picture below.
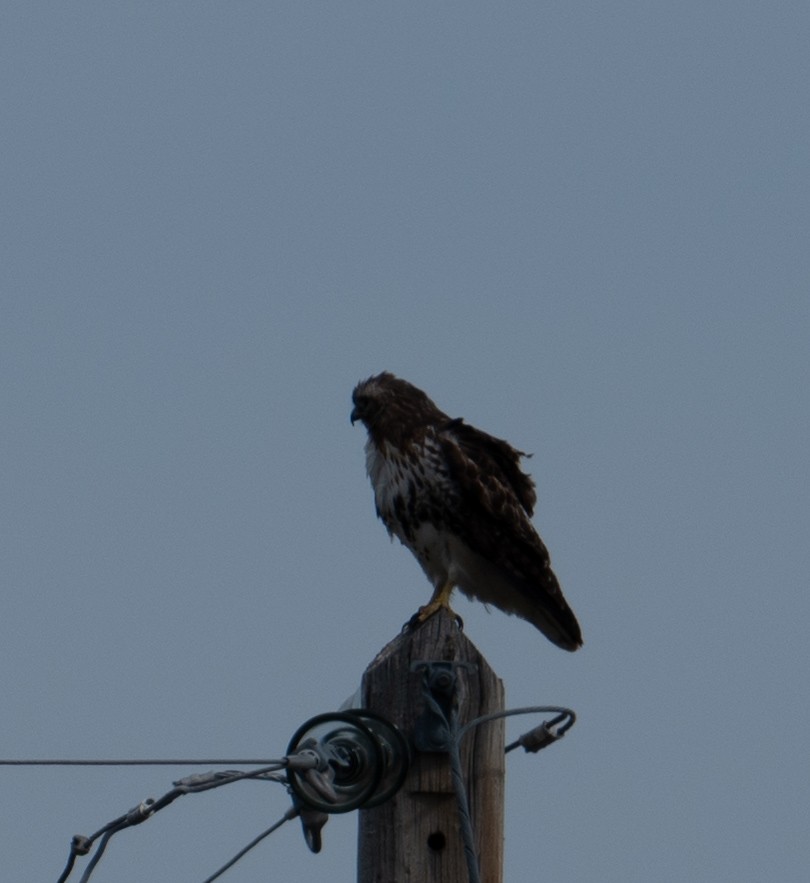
[357,609,505,883]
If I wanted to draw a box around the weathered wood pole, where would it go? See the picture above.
[357,608,505,883]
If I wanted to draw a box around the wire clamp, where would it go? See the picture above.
[411,661,475,752]
[125,799,155,825]
[69,835,92,857]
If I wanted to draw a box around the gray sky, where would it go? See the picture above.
[2,2,808,881]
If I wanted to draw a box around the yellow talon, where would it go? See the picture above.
[414,580,454,623]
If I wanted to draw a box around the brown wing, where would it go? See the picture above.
[442,418,537,515]
[439,420,583,650]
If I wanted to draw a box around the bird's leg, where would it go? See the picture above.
[405,580,461,631]
[418,578,454,621]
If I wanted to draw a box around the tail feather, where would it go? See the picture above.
[527,593,583,651]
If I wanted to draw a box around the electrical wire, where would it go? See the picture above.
[34,704,573,881]
[0,757,284,766]
[77,831,113,883]
[420,688,577,883]
[458,705,576,746]
[200,807,298,883]
[55,762,294,883]
[446,708,482,883]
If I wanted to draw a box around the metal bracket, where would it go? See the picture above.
[410,661,477,752]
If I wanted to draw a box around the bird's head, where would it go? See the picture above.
[350,372,396,428]
[350,377,385,428]
[351,372,446,441]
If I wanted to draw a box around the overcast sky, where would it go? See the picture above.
[2,3,808,881]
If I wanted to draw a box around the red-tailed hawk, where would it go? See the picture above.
[351,372,583,651]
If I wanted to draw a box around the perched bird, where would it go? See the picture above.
[351,372,582,651]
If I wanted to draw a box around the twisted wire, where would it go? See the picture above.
[54,762,293,882]
[423,684,576,883]
[447,707,482,883]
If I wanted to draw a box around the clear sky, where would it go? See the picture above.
[2,3,808,881]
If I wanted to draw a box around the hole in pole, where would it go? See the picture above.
[427,831,446,852]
